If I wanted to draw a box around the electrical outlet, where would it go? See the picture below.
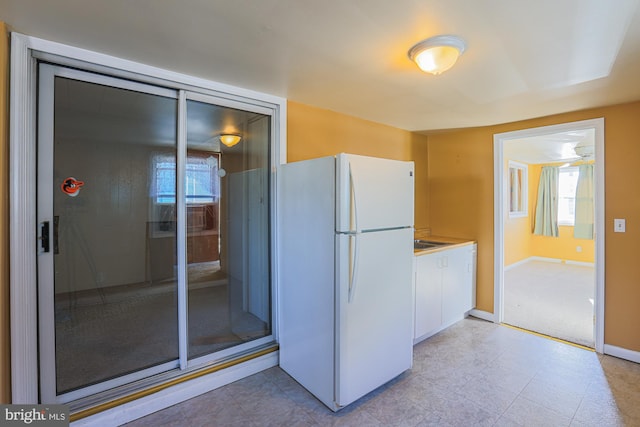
[614,218,626,233]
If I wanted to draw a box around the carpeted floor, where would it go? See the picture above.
[54,262,269,394]
[503,260,595,348]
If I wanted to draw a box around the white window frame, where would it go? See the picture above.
[508,161,528,218]
[9,31,286,419]
[557,166,579,226]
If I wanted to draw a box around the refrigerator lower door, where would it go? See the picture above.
[335,227,413,408]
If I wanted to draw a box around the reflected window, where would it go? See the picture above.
[153,153,220,204]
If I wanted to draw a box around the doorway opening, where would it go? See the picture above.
[494,119,604,352]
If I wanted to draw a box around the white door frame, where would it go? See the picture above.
[493,118,605,353]
[9,32,287,405]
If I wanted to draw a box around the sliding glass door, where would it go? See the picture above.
[37,64,273,404]
[184,96,271,361]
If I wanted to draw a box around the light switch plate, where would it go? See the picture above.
[614,218,626,233]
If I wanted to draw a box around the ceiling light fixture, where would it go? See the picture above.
[408,35,466,75]
[219,134,242,147]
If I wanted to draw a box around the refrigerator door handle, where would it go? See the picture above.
[348,233,360,303]
[349,164,360,234]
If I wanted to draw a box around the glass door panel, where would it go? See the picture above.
[185,98,272,360]
[40,66,179,397]
[38,64,276,405]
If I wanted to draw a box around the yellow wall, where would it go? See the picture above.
[428,101,640,351]
[287,101,430,229]
[504,216,530,266]
[0,21,10,403]
[528,163,595,263]
[530,226,595,262]
[427,127,495,312]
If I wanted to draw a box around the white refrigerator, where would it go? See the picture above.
[278,153,415,411]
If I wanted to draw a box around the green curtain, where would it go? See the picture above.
[533,166,559,237]
[574,164,594,239]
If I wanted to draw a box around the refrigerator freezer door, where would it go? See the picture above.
[335,227,414,408]
[336,154,414,233]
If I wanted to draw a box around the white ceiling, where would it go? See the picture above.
[3,0,640,132]
[504,129,595,164]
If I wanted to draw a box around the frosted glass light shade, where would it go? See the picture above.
[408,35,466,75]
[219,134,241,147]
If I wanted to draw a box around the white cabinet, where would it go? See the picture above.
[414,253,442,339]
[413,243,477,343]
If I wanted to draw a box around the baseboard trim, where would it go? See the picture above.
[603,344,640,364]
[72,351,279,426]
[504,256,560,271]
[468,309,495,322]
[529,256,563,264]
[505,256,594,271]
[504,258,531,271]
[565,260,595,267]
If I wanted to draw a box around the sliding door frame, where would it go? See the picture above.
[10,32,286,406]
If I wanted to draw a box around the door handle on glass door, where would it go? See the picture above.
[40,221,50,253]
[54,216,59,254]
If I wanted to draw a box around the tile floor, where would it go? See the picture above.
[125,317,640,426]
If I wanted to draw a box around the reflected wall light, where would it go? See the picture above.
[408,35,466,75]
[219,134,242,147]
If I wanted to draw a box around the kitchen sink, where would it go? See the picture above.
[414,239,450,250]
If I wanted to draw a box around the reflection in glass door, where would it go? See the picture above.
[185,97,272,361]
[37,64,273,405]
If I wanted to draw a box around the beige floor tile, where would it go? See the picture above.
[502,396,572,426]
[519,377,584,418]
[427,392,500,426]
[572,394,625,427]
[473,362,535,394]
[457,380,519,415]
[125,318,640,427]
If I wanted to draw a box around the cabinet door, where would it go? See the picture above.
[414,253,442,339]
[469,244,477,310]
[442,247,471,326]
[441,246,471,327]
[459,245,476,312]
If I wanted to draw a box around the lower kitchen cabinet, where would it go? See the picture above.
[413,243,477,344]
[414,252,442,339]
